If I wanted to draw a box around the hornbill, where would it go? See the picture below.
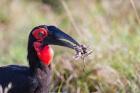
[0,25,80,93]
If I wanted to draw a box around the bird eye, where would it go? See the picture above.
[38,32,44,37]
[32,28,48,40]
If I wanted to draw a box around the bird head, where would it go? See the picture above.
[27,25,80,66]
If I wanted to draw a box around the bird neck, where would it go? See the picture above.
[27,42,54,73]
[27,43,52,93]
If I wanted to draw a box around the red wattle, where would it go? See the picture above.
[34,42,53,65]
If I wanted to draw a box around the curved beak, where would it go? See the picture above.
[43,26,80,49]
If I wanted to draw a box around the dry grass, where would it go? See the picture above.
[0,0,140,93]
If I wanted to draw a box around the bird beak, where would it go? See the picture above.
[43,26,80,49]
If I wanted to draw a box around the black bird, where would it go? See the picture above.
[0,25,80,93]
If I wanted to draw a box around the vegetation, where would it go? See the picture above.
[0,0,140,93]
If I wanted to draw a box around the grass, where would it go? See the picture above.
[0,0,140,93]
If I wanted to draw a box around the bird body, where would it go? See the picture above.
[0,65,35,93]
[0,65,51,93]
[0,25,79,93]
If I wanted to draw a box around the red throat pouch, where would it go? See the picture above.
[33,42,54,65]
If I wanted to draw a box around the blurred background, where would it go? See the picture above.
[0,0,140,93]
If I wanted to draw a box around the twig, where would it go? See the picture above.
[130,0,140,25]
[60,0,82,37]
[82,57,86,72]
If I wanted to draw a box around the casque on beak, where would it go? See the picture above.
[43,26,80,49]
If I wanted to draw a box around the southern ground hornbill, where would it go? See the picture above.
[0,25,81,93]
